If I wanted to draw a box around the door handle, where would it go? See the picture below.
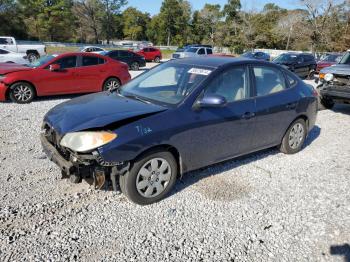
[286,103,297,109]
[242,112,255,120]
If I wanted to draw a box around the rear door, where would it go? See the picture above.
[251,65,299,149]
[78,55,107,92]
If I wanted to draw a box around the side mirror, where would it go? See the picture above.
[197,94,227,108]
[49,64,61,72]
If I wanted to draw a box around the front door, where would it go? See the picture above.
[178,65,256,169]
[36,55,80,95]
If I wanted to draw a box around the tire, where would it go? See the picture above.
[119,150,178,205]
[130,62,139,71]
[9,82,36,104]
[154,56,161,63]
[103,77,121,91]
[279,118,307,154]
[307,68,315,80]
[320,97,335,109]
[27,53,39,63]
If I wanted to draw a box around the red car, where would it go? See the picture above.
[136,47,162,63]
[0,52,131,103]
[316,53,343,73]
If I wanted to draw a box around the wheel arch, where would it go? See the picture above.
[134,144,183,177]
[280,114,309,143]
[5,80,37,100]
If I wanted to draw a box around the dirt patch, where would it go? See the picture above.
[194,174,250,202]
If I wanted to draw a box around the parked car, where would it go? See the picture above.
[316,53,343,73]
[0,36,46,62]
[273,53,316,78]
[0,48,28,64]
[135,47,162,63]
[0,52,131,103]
[80,46,106,53]
[172,45,213,59]
[241,51,270,61]
[318,51,350,109]
[101,50,146,70]
[41,57,318,205]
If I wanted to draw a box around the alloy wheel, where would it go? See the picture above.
[136,158,172,198]
[12,84,33,102]
[105,79,120,91]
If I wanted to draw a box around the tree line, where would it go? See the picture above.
[1,0,349,53]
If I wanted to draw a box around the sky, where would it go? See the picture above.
[125,0,304,15]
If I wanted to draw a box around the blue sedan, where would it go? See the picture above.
[41,57,318,205]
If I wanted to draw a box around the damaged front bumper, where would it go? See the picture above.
[40,133,129,190]
[319,84,350,102]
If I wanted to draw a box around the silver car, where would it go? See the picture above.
[172,46,213,59]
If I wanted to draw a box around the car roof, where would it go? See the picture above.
[169,56,270,68]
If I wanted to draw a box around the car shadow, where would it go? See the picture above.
[332,104,350,115]
[330,243,350,262]
[170,125,321,199]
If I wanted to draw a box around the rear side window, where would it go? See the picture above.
[253,66,287,96]
[198,48,205,55]
[119,50,132,57]
[206,48,213,55]
[82,56,99,66]
[0,38,13,45]
[285,71,298,87]
[55,56,77,69]
[205,66,249,102]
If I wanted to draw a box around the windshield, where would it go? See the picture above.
[185,47,198,53]
[273,54,298,63]
[339,52,350,64]
[322,54,342,63]
[119,63,212,106]
[27,55,56,68]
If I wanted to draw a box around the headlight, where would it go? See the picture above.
[60,131,117,153]
[324,73,334,82]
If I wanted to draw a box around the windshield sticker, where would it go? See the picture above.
[188,68,212,76]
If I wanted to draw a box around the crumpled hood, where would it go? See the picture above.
[44,92,166,135]
[0,63,32,74]
[320,64,350,75]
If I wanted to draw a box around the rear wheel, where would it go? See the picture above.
[119,150,177,205]
[27,52,39,63]
[154,56,161,63]
[130,62,139,71]
[280,119,307,154]
[9,82,35,104]
[103,77,121,91]
[320,97,334,109]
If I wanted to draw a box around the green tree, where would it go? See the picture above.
[199,4,223,46]
[122,7,150,40]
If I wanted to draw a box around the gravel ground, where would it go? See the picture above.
[0,73,349,261]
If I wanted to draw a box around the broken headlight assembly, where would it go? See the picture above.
[60,131,117,153]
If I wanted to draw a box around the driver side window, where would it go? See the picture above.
[54,56,77,69]
[205,66,249,102]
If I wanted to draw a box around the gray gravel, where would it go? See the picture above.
[0,76,349,261]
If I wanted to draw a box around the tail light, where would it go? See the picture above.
[312,88,319,97]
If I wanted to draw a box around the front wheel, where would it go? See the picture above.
[9,82,36,104]
[119,150,178,205]
[130,62,139,71]
[279,119,307,154]
[103,77,121,91]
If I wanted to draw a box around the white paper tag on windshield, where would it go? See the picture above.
[188,68,212,75]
